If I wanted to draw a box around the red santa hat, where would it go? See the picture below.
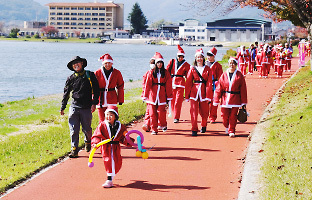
[207,47,217,56]
[177,45,185,56]
[154,52,164,63]
[228,57,238,65]
[195,48,205,57]
[105,105,119,118]
[99,53,113,64]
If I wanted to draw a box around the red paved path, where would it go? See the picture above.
[1,57,300,200]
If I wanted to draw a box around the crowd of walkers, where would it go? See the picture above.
[59,41,294,187]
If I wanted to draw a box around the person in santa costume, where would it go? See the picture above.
[248,43,257,74]
[185,48,213,136]
[213,57,247,137]
[275,45,287,77]
[166,45,190,123]
[284,43,293,72]
[235,45,250,76]
[91,106,133,188]
[141,55,156,132]
[142,52,173,135]
[95,53,124,122]
[205,47,223,123]
[258,44,272,78]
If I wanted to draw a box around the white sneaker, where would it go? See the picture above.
[102,180,113,188]
[162,126,167,132]
[151,131,157,135]
[229,133,235,138]
[225,128,229,134]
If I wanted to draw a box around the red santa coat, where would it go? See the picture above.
[142,70,173,105]
[208,61,223,89]
[213,69,247,108]
[185,65,213,102]
[91,120,130,176]
[94,67,124,107]
[236,50,250,65]
[166,59,190,88]
[275,52,286,66]
[258,50,271,64]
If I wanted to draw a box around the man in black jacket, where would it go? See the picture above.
[60,56,100,158]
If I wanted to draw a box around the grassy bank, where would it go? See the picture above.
[0,36,100,43]
[260,63,312,199]
[0,86,145,194]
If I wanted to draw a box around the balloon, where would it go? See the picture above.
[88,137,113,168]
[126,130,151,159]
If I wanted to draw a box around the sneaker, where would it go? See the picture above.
[102,180,113,188]
[69,147,78,158]
[210,119,216,124]
[173,119,179,123]
[200,127,206,133]
[157,126,162,130]
[225,128,229,134]
[229,133,235,138]
[85,142,91,152]
[142,124,150,132]
[162,126,167,132]
[151,131,157,135]
[192,131,198,136]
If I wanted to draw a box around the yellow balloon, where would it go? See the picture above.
[141,152,149,159]
[136,151,142,157]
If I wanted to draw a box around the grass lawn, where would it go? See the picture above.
[260,62,312,199]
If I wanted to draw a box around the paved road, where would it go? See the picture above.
[1,58,299,200]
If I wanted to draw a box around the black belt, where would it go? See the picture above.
[224,91,240,94]
[107,141,119,144]
[153,83,165,86]
[171,74,184,78]
[194,80,206,84]
[100,88,115,91]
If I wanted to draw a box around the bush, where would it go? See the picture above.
[222,49,237,60]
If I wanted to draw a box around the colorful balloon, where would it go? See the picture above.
[126,130,149,159]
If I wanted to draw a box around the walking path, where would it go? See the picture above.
[1,58,300,200]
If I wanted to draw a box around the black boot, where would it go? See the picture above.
[200,127,206,133]
[192,131,197,136]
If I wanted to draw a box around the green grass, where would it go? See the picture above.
[260,63,312,199]
[0,86,146,194]
[0,36,101,43]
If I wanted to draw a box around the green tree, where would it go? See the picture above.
[150,19,173,29]
[9,28,20,38]
[127,2,147,34]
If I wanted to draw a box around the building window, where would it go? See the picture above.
[71,27,77,29]
[85,18,91,20]
[231,29,237,32]
[64,7,70,10]
[50,17,55,20]
[71,13,77,15]
[64,13,70,15]
[92,13,98,16]
[78,7,84,10]
[99,13,105,16]
[71,7,77,10]
[78,13,84,16]
[71,22,76,25]
[57,7,63,10]
[57,17,63,20]
[64,27,69,29]
[99,23,105,26]
[92,23,98,26]
[78,18,83,20]
[107,23,112,26]
[58,27,62,29]
[99,7,105,10]
[85,13,91,16]
[57,22,63,25]
[50,7,56,10]
[197,29,205,32]
[99,18,105,21]
[50,22,55,25]
[50,12,56,15]
[64,22,70,25]
[185,29,195,32]
[92,18,98,20]
[85,27,90,29]
[106,18,112,21]
[219,29,226,32]
[78,23,83,25]
[64,17,70,20]
[92,7,98,10]
[85,23,91,25]
[85,7,91,10]
[57,12,62,15]
[71,17,77,20]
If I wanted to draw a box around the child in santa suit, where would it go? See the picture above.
[166,45,190,123]
[275,45,287,78]
[141,55,156,132]
[213,57,247,137]
[185,48,213,136]
[205,47,223,123]
[91,106,133,188]
[235,45,250,76]
[95,53,124,122]
[142,52,173,135]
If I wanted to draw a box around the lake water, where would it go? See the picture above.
[0,41,229,103]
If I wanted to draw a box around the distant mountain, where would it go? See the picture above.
[0,0,48,25]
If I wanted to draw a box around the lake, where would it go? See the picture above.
[0,41,229,103]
